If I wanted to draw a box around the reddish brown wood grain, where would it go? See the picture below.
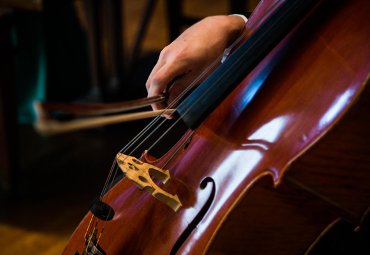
[63,0,370,254]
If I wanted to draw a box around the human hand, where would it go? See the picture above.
[146,15,246,115]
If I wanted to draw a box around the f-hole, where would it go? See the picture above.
[170,177,216,255]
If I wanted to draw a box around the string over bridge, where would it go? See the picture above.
[116,153,182,212]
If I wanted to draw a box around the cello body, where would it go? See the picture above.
[63,0,370,254]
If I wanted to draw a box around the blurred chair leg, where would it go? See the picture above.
[165,0,183,42]
[83,0,126,100]
[129,0,157,71]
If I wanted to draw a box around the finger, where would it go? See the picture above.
[146,58,165,91]
[147,61,190,107]
[151,100,167,112]
[160,77,194,119]
[167,75,195,105]
[146,45,172,91]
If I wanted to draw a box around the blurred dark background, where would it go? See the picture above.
[0,0,257,254]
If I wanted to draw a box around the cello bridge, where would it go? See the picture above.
[116,153,182,212]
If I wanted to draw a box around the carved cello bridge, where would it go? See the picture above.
[116,153,182,212]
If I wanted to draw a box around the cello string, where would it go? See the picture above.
[96,55,226,237]
[117,7,262,156]
[92,1,281,242]
[102,28,247,195]
[101,22,255,193]
[100,53,224,196]
[100,117,165,195]
[141,0,289,166]
[99,54,221,196]
[100,1,281,196]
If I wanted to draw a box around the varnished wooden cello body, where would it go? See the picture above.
[63,0,370,254]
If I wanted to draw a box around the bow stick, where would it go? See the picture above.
[36,95,166,117]
[33,95,174,136]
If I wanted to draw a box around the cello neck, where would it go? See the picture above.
[177,0,322,129]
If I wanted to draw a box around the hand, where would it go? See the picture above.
[146,15,246,114]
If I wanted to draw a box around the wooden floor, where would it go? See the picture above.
[0,1,258,255]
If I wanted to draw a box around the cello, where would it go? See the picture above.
[63,0,370,254]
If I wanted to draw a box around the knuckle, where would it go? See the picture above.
[175,49,187,60]
[159,46,170,58]
[145,80,151,90]
[151,76,163,87]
